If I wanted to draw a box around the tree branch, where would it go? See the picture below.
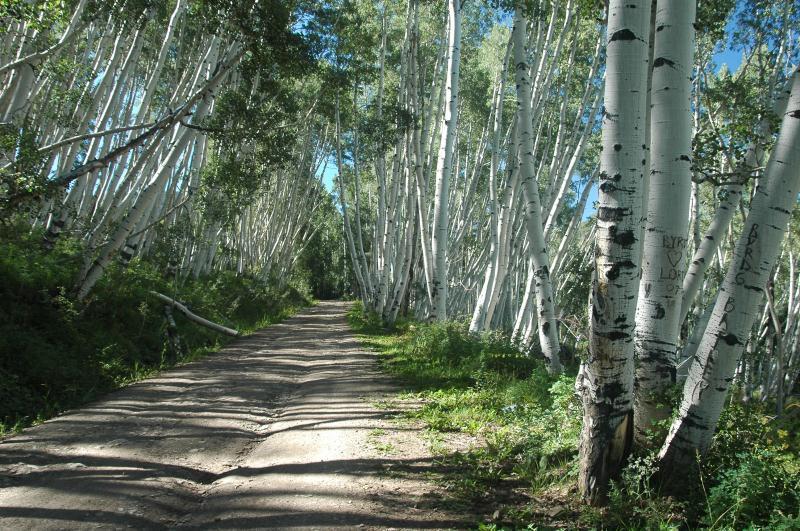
[37,121,158,154]
[150,291,239,337]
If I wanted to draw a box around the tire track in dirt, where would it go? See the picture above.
[0,302,474,530]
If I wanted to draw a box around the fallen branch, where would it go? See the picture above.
[150,291,239,337]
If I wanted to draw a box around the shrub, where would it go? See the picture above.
[705,450,799,529]
[0,225,310,433]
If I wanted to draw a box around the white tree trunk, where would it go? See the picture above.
[679,79,792,323]
[513,6,561,374]
[578,0,651,504]
[658,69,800,471]
[633,0,696,442]
[430,0,461,321]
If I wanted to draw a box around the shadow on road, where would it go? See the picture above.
[0,302,473,530]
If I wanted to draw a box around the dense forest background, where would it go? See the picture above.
[1,0,799,527]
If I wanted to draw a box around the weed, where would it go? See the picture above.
[351,303,800,529]
[0,225,311,435]
[373,441,396,455]
[704,449,799,529]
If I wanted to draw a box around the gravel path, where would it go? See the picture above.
[0,301,472,530]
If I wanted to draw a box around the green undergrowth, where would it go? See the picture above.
[348,302,800,530]
[0,225,311,435]
[349,302,583,525]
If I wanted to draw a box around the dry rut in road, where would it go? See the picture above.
[0,301,474,530]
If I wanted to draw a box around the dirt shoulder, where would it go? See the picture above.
[0,301,476,530]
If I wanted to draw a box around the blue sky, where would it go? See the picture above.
[318,31,745,223]
[580,42,744,219]
[318,155,337,192]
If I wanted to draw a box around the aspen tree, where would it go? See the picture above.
[633,0,696,442]
[659,69,800,471]
[578,0,651,504]
[512,5,562,373]
[430,0,461,321]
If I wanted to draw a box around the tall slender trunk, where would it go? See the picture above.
[75,45,242,300]
[658,69,800,472]
[512,5,561,374]
[633,0,696,443]
[430,0,461,321]
[578,0,651,504]
[471,45,510,332]
[679,78,792,323]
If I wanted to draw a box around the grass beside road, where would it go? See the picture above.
[347,302,800,530]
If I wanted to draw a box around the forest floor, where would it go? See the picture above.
[0,301,481,530]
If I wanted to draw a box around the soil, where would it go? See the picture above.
[0,301,480,530]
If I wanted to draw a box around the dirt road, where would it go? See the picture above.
[0,301,472,530]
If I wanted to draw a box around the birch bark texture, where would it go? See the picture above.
[578,0,651,504]
[512,5,562,374]
[679,78,793,324]
[659,69,800,471]
[430,0,462,321]
[633,0,696,442]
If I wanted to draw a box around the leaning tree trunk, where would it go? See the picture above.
[578,0,651,505]
[470,46,510,333]
[679,77,792,324]
[633,0,695,444]
[658,68,800,473]
[430,0,461,321]
[75,45,242,300]
[512,5,561,374]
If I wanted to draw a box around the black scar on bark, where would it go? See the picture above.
[680,412,708,430]
[602,107,618,120]
[607,259,636,280]
[719,333,740,346]
[595,290,606,311]
[653,57,676,68]
[609,226,636,247]
[592,305,604,324]
[597,207,628,221]
[602,382,626,401]
[599,181,617,194]
[788,109,800,119]
[614,144,622,151]
[598,330,630,341]
[543,321,550,334]
[652,303,665,319]
[610,29,638,42]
